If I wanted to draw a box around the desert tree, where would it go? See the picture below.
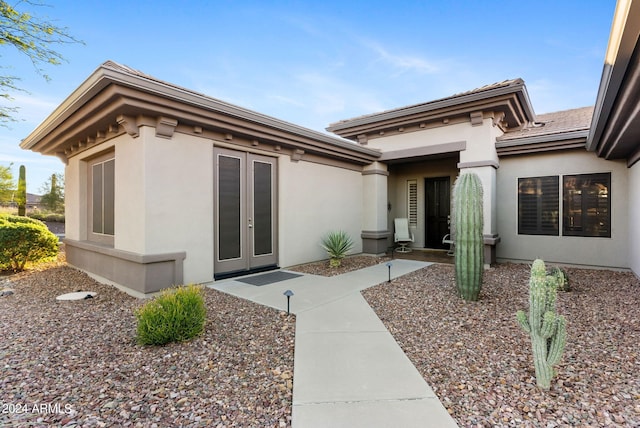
[0,0,83,124]
[39,172,63,212]
[0,163,15,204]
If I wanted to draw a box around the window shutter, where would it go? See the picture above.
[408,180,418,227]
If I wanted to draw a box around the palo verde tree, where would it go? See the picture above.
[39,172,63,212]
[0,0,83,124]
[16,164,26,215]
[0,162,14,204]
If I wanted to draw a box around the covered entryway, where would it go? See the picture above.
[214,147,278,279]
[424,176,450,249]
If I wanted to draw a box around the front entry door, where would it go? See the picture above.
[214,148,277,278]
[425,177,450,249]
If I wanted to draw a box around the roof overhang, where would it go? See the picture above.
[20,61,381,165]
[496,130,588,156]
[587,0,640,166]
[326,79,536,140]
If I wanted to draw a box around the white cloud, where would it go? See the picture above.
[363,40,441,75]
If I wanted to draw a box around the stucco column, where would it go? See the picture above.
[361,161,390,255]
[457,162,500,265]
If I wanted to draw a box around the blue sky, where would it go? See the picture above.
[1,0,616,193]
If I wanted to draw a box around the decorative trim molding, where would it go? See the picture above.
[483,233,501,245]
[362,169,389,176]
[457,160,500,169]
[155,116,178,139]
[116,114,139,138]
[470,111,484,126]
[379,141,466,162]
[361,230,390,239]
[291,149,304,162]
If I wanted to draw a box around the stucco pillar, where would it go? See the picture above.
[457,162,500,265]
[361,162,390,255]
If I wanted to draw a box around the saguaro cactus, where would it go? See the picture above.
[453,172,484,301]
[16,165,26,216]
[516,259,567,389]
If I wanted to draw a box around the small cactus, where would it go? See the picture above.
[453,172,484,301]
[550,266,570,292]
[516,259,567,389]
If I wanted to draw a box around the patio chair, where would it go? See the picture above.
[442,233,455,256]
[394,218,414,253]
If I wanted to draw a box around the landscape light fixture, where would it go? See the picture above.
[386,262,393,283]
[283,289,294,315]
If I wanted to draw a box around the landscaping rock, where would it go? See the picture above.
[0,265,295,427]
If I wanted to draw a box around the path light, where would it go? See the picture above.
[386,262,393,283]
[283,290,294,315]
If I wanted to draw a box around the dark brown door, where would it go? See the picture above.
[425,177,450,249]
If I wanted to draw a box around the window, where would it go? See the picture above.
[89,155,115,243]
[563,173,610,238]
[407,180,418,227]
[518,176,559,235]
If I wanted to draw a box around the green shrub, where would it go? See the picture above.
[135,284,207,346]
[321,230,354,268]
[0,214,59,271]
[29,212,65,223]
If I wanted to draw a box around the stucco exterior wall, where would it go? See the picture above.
[367,118,501,164]
[140,128,214,284]
[629,161,640,276]
[278,159,363,268]
[496,150,629,268]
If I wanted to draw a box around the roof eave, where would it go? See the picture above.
[326,79,536,134]
[587,0,640,158]
[21,61,381,163]
[496,131,588,156]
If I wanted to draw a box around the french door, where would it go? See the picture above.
[214,148,277,278]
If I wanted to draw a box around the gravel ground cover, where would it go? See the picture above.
[363,263,640,427]
[288,255,391,276]
[0,262,295,427]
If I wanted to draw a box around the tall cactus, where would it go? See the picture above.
[16,165,26,216]
[453,172,484,301]
[516,259,567,389]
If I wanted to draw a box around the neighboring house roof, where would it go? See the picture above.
[26,193,41,204]
[20,60,381,166]
[587,0,640,166]
[496,106,594,155]
[326,78,536,141]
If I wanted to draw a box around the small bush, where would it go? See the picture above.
[321,230,354,268]
[135,284,207,346]
[0,214,59,271]
[30,212,65,223]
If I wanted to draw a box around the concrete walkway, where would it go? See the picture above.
[208,260,458,427]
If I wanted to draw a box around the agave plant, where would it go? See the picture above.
[321,231,354,268]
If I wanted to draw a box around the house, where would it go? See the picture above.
[587,0,640,278]
[20,0,640,295]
